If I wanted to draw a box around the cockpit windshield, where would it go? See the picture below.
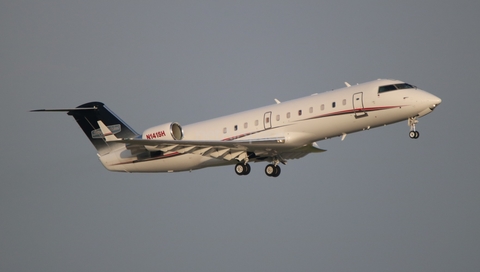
[378,83,415,93]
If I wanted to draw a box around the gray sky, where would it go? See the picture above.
[1,1,479,271]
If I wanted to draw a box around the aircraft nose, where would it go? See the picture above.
[429,94,442,110]
[415,91,441,117]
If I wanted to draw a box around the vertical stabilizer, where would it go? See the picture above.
[32,102,139,155]
[67,102,138,154]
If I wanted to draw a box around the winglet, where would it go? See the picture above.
[97,121,118,142]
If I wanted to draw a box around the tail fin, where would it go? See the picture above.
[32,101,139,155]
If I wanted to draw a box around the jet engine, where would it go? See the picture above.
[142,122,184,141]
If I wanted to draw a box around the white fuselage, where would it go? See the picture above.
[100,79,441,172]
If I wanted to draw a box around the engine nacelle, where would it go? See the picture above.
[142,122,184,142]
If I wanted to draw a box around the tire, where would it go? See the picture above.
[235,163,245,175]
[265,164,276,176]
[244,163,251,175]
[272,165,281,177]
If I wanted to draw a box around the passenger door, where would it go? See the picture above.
[353,92,368,118]
[263,111,272,129]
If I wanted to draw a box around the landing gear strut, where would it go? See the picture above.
[235,162,251,176]
[408,117,420,139]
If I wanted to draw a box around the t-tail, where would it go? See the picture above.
[31,102,138,155]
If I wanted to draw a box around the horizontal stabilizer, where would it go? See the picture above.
[30,107,97,112]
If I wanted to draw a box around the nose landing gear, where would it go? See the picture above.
[408,116,420,139]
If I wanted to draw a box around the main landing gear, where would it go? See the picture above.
[408,116,420,139]
[234,162,282,177]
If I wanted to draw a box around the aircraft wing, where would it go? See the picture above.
[109,137,291,161]
[99,121,326,162]
[113,137,287,149]
[113,138,326,163]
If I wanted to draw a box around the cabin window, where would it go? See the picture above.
[309,107,313,113]
[287,112,291,118]
[332,102,336,108]
[298,110,302,116]
[321,104,325,111]
[342,99,347,106]
[223,127,227,134]
[266,117,270,123]
[244,122,248,129]
[234,125,238,131]
[255,120,259,126]
[276,114,280,121]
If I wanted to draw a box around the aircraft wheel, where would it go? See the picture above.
[409,131,417,139]
[244,163,251,175]
[265,164,275,176]
[272,165,281,177]
[235,163,251,175]
[265,164,280,177]
[414,131,420,139]
[235,163,245,175]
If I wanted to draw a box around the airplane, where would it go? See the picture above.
[31,79,441,177]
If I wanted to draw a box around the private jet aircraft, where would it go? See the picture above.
[32,79,441,177]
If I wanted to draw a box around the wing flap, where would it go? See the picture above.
[209,148,231,159]
[109,137,285,162]
[192,147,213,156]
[223,150,245,161]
